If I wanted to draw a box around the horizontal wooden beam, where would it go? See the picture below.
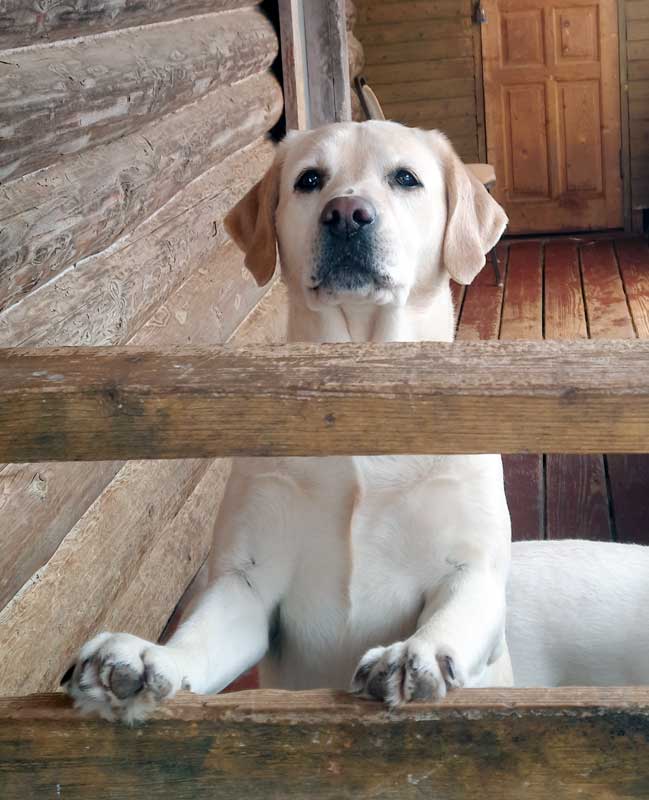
[0,341,648,461]
[2,688,649,798]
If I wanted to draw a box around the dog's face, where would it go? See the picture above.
[225,121,507,309]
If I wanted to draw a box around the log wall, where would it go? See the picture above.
[0,1,284,693]
[625,0,649,212]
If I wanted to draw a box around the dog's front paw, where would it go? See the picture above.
[350,639,465,706]
[61,632,185,724]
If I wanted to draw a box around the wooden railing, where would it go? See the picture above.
[2,341,649,462]
[1,341,649,799]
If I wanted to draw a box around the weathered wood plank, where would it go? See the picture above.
[359,18,470,45]
[631,177,649,207]
[607,454,649,544]
[628,19,649,41]
[135,242,269,347]
[544,241,588,340]
[503,454,544,541]
[500,241,543,339]
[629,40,649,62]
[364,36,473,65]
[629,81,649,101]
[374,77,475,104]
[361,0,471,25]
[90,461,230,660]
[630,99,649,122]
[546,454,612,540]
[0,73,283,312]
[627,0,649,22]
[382,95,476,123]
[580,240,636,339]
[500,241,544,539]
[303,0,352,125]
[0,276,285,694]
[628,60,649,80]
[0,240,269,613]
[279,0,309,130]
[443,134,479,162]
[544,241,611,541]
[401,115,477,139]
[2,341,649,461]
[0,9,278,182]
[616,237,649,337]
[0,0,260,49]
[606,238,649,546]
[0,459,209,695]
[364,57,474,85]
[0,461,122,613]
[3,688,649,799]
[0,137,275,347]
[456,246,505,341]
[450,281,465,329]
[348,29,365,81]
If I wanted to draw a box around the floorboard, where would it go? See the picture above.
[500,242,543,339]
[616,238,649,338]
[455,245,506,341]
[580,240,635,339]
[498,240,544,541]
[544,240,588,340]
[543,240,612,541]
[453,234,649,544]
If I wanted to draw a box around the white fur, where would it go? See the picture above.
[65,122,644,724]
[507,540,649,686]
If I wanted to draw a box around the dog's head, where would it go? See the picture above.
[225,121,507,309]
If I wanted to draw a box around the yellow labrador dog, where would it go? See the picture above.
[64,121,512,722]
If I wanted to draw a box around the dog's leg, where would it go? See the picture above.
[352,565,509,705]
[63,466,294,723]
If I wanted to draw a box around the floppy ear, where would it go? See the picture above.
[442,147,508,285]
[224,160,281,287]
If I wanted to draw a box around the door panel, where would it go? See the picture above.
[559,81,603,192]
[506,84,551,196]
[482,0,623,233]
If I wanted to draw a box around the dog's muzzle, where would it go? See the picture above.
[312,195,390,294]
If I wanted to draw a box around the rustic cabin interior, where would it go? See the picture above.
[1,0,649,796]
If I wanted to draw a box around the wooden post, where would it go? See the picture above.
[278,0,308,130]
[279,0,351,129]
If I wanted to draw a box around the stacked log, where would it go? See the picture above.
[0,1,284,692]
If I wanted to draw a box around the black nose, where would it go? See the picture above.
[320,196,377,239]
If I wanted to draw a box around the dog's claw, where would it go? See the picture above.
[63,632,182,723]
[351,640,465,705]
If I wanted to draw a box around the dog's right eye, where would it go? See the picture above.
[295,169,323,192]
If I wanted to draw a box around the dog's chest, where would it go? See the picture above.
[279,456,458,642]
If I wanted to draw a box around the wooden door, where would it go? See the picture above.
[481,0,623,233]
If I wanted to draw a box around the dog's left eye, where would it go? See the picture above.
[295,169,323,192]
[393,169,421,189]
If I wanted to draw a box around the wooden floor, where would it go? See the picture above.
[452,235,649,544]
